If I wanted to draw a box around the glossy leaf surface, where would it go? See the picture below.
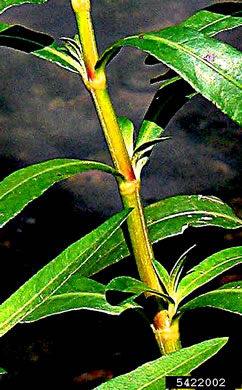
[177,247,242,303]
[98,25,242,125]
[23,275,137,322]
[0,22,80,73]
[0,0,47,14]
[0,158,122,228]
[0,209,131,336]
[145,195,242,244]
[179,281,242,316]
[97,338,227,389]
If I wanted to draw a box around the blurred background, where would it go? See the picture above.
[0,0,241,388]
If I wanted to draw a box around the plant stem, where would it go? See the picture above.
[71,0,181,354]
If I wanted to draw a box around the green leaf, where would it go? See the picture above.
[152,259,170,294]
[96,338,227,389]
[0,208,131,336]
[117,116,134,158]
[145,195,242,244]
[0,158,122,228]
[98,26,242,126]
[134,120,165,152]
[23,275,137,322]
[0,0,47,15]
[180,10,242,37]
[0,367,7,374]
[169,245,196,294]
[0,22,81,73]
[178,281,242,316]
[177,246,242,304]
[106,276,173,303]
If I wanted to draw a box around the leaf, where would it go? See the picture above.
[0,208,131,336]
[0,367,7,374]
[0,0,47,15]
[169,245,196,294]
[0,22,81,73]
[23,275,138,322]
[152,259,170,294]
[180,9,242,37]
[178,281,242,316]
[98,25,242,126]
[0,158,122,228]
[106,276,173,303]
[177,247,242,304]
[117,116,134,158]
[134,120,165,152]
[145,195,242,244]
[96,338,228,389]
[145,9,242,70]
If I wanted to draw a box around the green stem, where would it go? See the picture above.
[71,0,181,354]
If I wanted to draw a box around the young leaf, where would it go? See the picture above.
[0,158,122,228]
[169,245,196,295]
[106,276,173,303]
[134,120,165,152]
[0,23,81,74]
[98,26,242,126]
[117,116,134,158]
[96,338,228,389]
[0,208,131,336]
[178,281,242,316]
[177,247,242,304]
[145,195,242,244]
[152,259,170,294]
[22,275,138,322]
[0,0,47,15]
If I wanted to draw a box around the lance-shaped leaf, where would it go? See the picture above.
[117,116,134,158]
[96,338,227,389]
[0,208,131,336]
[97,26,242,126]
[0,0,47,15]
[0,158,122,228]
[106,276,173,304]
[153,259,170,294]
[178,281,242,316]
[0,22,81,73]
[145,195,242,244]
[22,275,138,322]
[145,9,242,71]
[176,247,242,304]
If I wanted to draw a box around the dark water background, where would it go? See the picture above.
[0,0,241,388]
